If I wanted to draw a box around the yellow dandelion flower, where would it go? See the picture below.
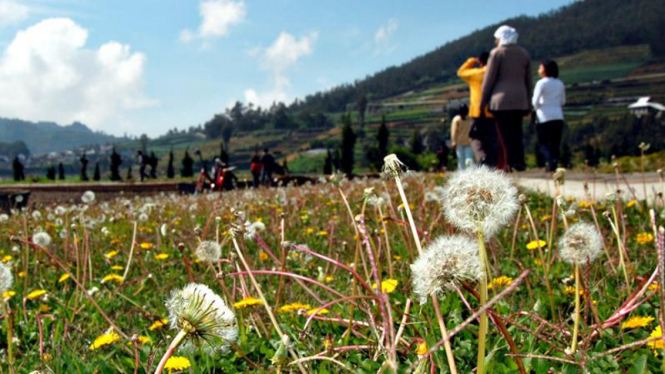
[306,227,315,234]
[318,230,328,237]
[578,200,594,209]
[393,255,402,261]
[563,286,584,296]
[39,304,51,313]
[259,252,268,261]
[416,341,428,356]
[540,215,552,222]
[373,279,399,293]
[111,265,124,271]
[300,215,309,221]
[58,273,71,283]
[105,250,119,259]
[2,255,12,263]
[137,335,152,345]
[2,290,16,300]
[154,253,169,260]
[648,325,664,355]
[110,238,121,245]
[526,240,547,251]
[621,316,654,330]
[43,353,52,361]
[626,200,637,208]
[26,289,48,300]
[101,274,124,283]
[278,302,311,314]
[148,318,169,331]
[140,242,153,250]
[233,297,263,309]
[649,282,660,292]
[18,271,25,278]
[636,232,654,245]
[534,258,542,266]
[306,308,330,316]
[488,276,513,290]
[89,331,121,350]
[256,217,263,222]
[324,276,334,283]
[164,356,191,371]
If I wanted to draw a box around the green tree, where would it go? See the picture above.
[323,148,333,174]
[167,149,175,179]
[58,163,65,180]
[93,162,101,181]
[340,113,356,175]
[377,115,389,158]
[139,134,149,154]
[410,129,424,155]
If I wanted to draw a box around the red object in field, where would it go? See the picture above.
[250,162,263,174]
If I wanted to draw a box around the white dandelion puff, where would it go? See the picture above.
[410,235,484,304]
[0,214,8,223]
[81,190,96,204]
[559,222,603,265]
[32,231,52,247]
[382,154,408,179]
[441,165,518,238]
[243,221,266,241]
[31,210,42,220]
[194,241,222,263]
[0,262,13,293]
[165,283,237,350]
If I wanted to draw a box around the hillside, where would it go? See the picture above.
[0,118,127,155]
[291,0,665,113]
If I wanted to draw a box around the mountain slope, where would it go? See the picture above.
[0,118,127,155]
[292,0,665,113]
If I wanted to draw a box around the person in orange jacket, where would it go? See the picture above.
[457,52,506,170]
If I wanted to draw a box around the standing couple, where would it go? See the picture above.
[455,25,565,172]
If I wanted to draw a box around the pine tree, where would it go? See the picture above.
[377,115,389,158]
[410,129,424,155]
[58,162,65,180]
[340,113,356,175]
[167,149,175,178]
[46,165,56,181]
[93,162,101,181]
[323,148,333,174]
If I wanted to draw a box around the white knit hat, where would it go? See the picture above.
[494,25,518,46]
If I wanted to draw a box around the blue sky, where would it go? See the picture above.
[0,0,572,137]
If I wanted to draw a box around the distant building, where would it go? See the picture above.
[628,96,665,118]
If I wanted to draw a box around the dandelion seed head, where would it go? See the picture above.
[0,262,13,293]
[0,214,8,223]
[381,154,408,179]
[410,235,484,304]
[194,241,222,263]
[31,210,42,220]
[559,222,603,265]
[81,190,96,204]
[165,283,237,352]
[32,231,52,247]
[243,221,266,241]
[441,166,518,238]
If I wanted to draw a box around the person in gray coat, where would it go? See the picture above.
[480,25,532,172]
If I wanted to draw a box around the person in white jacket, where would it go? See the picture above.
[532,60,566,172]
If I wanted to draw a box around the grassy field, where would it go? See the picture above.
[1,165,664,373]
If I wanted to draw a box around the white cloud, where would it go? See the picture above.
[180,0,245,44]
[374,18,398,55]
[243,31,317,107]
[0,0,29,26]
[0,18,155,131]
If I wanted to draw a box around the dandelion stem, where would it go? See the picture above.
[394,175,422,255]
[154,328,188,374]
[477,229,488,374]
[2,302,14,370]
[569,264,581,355]
[431,295,458,374]
[608,207,630,285]
[122,221,138,284]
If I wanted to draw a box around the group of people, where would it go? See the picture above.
[195,148,278,192]
[450,25,566,173]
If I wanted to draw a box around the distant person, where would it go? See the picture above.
[457,51,506,168]
[481,25,532,172]
[436,146,449,171]
[137,151,147,181]
[261,148,275,186]
[533,60,566,172]
[211,158,225,187]
[149,151,158,179]
[450,105,474,170]
[110,148,122,181]
[12,156,25,181]
[221,166,239,191]
[250,151,263,188]
[80,153,89,181]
